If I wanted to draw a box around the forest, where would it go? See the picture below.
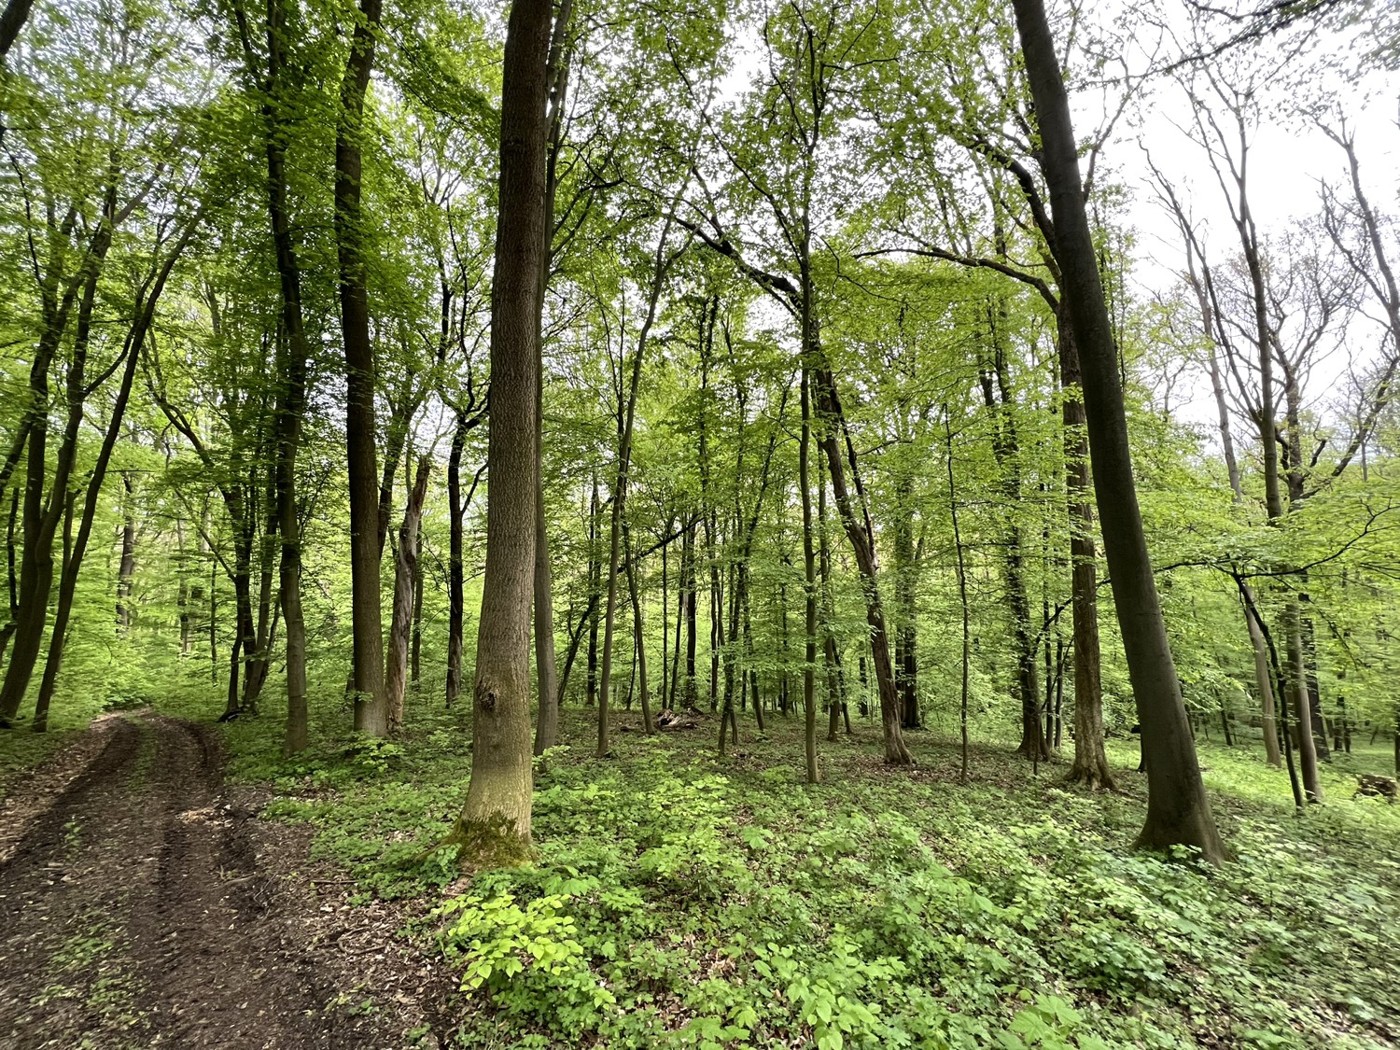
[1,0,1399,1045]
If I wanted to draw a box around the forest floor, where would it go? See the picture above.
[2,694,1399,1050]
[0,710,457,1049]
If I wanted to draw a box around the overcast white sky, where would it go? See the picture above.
[1089,3,1400,427]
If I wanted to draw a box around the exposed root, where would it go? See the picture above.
[1064,765,1117,793]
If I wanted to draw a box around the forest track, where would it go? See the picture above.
[0,712,452,1049]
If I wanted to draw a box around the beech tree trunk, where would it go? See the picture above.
[585,476,600,708]
[945,411,972,781]
[1011,0,1226,860]
[445,410,472,707]
[258,18,312,751]
[336,0,388,737]
[597,219,682,756]
[0,0,33,56]
[892,480,919,730]
[981,312,1048,763]
[0,201,115,726]
[32,228,189,732]
[532,473,561,753]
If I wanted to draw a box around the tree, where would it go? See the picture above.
[336,0,389,736]
[1010,0,1227,860]
[450,0,554,864]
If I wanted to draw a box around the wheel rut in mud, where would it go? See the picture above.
[0,713,453,1049]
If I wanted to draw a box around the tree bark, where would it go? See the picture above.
[800,368,819,783]
[445,410,473,707]
[454,0,551,862]
[623,520,653,735]
[116,474,137,630]
[256,13,313,746]
[945,410,972,782]
[596,218,680,757]
[585,475,600,708]
[1059,317,1114,789]
[336,0,388,737]
[808,356,911,764]
[387,456,430,732]
[892,477,919,730]
[532,469,561,752]
[1011,0,1226,860]
[0,197,115,725]
[32,228,190,731]
[0,0,33,57]
[980,310,1048,763]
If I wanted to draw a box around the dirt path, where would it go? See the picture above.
[0,713,452,1049]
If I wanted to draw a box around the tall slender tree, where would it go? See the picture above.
[1010,0,1226,859]
[451,0,554,863]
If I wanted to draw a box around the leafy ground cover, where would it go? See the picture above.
[188,687,1399,1050]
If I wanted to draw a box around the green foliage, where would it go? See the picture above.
[433,891,615,1031]
[211,700,1400,1049]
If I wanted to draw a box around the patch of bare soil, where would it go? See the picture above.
[0,713,458,1049]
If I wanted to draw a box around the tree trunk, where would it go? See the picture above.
[624,520,653,735]
[454,0,552,863]
[946,411,972,782]
[31,494,74,733]
[1301,615,1330,762]
[1059,316,1114,789]
[261,34,312,751]
[585,476,600,708]
[1199,298,1284,768]
[336,0,388,737]
[809,355,911,764]
[0,488,19,677]
[742,574,763,732]
[32,233,187,732]
[981,315,1048,763]
[116,474,136,630]
[892,479,919,730]
[1012,0,1225,860]
[660,530,669,707]
[800,369,819,783]
[532,473,561,753]
[596,218,679,758]
[1286,600,1323,802]
[719,555,740,754]
[817,453,839,744]
[0,207,114,726]
[446,410,470,707]
[387,457,430,732]
[0,0,34,56]
[411,548,424,687]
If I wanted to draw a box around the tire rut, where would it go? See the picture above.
[0,713,432,1049]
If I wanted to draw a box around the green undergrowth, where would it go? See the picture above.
[209,688,1400,1049]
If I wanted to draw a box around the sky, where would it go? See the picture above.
[1094,1,1400,430]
